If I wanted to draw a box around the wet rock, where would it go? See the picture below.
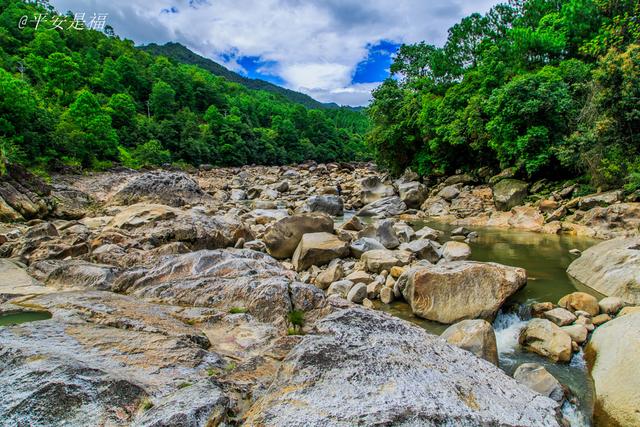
[567,237,640,304]
[543,308,577,326]
[398,262,526,324]
[244,308,561,426]
[292,232,349,272]
[519,318,572,363]
[440,319,498,365]
[558,292,599,316]
[493,179,528,211]
[110,172,210,207]
[357,196,406,218]
[299,195,344,217]
[263,213,334,259]
[442,241,471,262]
[586,311,640,427]
[513,363,565,402]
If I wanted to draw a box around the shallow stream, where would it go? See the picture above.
[378,221,601,426]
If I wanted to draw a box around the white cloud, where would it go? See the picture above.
[51,0,500,106]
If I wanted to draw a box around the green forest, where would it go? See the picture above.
[0,0,370,173]
[368,0,639,191]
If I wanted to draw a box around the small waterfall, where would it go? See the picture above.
[493,310,528,356]
[562,401,590,427]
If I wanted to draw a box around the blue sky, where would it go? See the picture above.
[51,0,500,106]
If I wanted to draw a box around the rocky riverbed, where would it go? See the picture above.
[0,162,638,426]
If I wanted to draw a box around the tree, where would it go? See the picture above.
[149,80,176,119]
[44,52,80,98]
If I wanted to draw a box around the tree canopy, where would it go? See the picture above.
[367,0,640,191]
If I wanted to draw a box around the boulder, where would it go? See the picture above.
[0,163,51,220]
[292,232,349,271]
[0,259,52,297]
[361,249,409,274]
[300,195,344,216]
[513,363,565,402]
[358,220,399,249]
[558,292,599,316]
[576,203,640,239]
[493,179,528,211]
[508,206,544,232]
[357,196,407,218]
[347,283,367,304]
[28,260,120,291]
[349,237,386,258]
[244,309,561,426]
[344,271,373,285]
[326,280,354,298]
[415,225,443,241]
[598,297,626,315]
[109,172,210,207]
[398,181,428,208]
[421,196,450,216]
[263,213,334,259]
[398,239,440,263]
[519,319,572,363]
[398,262,526,324]
[314,264,343,290]
[340,215,364,231]
[567,237,640,304]
[440,319,498,365]
[359,176,395,204]
[579,190,622,210]
[561,324,588,344]
[442,241,471,262]
[586,312,640,427]
[438,185,460,202]
[113,249,322,325]
[543,308,577,327]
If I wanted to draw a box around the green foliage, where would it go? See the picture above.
[140,398,154,411]
[367,0,640,190]
[228,307,248,314]
[0,1,370,171]
[287,309,305,335]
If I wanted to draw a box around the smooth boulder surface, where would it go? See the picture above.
[398,262,526,323]
[114,249,323,325]
[440,319,498,365]
[398,181,428,208]
[291,232,349,271]
[586,311,640,427]
[300,195,344,216]
[513,363,565,402]
[359,176,395,204]
[567,237,640,304]
[519,319,572,363]
[493,179,528,211]
[356,196,407,218]
[0,259,52,297]
[244,308,561,426]
[109,172,211,207]
[558,292,599,316]
[263,213,334,259]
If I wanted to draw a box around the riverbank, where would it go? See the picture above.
[0,162,638,426]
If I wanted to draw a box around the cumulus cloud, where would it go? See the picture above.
[50,0,500,106]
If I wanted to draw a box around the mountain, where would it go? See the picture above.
[139,42,341,110]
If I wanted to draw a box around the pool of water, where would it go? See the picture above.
[0,311,52,326]
[377,221,600,426]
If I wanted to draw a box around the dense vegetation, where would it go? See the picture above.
[141,42,343,110]
[367,0,640,191]
[0,0,370,173]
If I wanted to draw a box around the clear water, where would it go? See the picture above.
[377,221,600,426]
[0,311,52,326]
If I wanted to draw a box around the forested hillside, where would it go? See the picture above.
[140,42,342,110]
[367,0,639,191]
[0,0,370,173]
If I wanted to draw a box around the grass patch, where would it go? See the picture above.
[287,309,305,335]
[140,398,154,411]
[177,382,192,389]
[228,307,248,314]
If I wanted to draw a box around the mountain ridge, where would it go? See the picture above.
[139,42,349,110]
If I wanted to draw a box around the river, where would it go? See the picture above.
[377,221,601,426]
